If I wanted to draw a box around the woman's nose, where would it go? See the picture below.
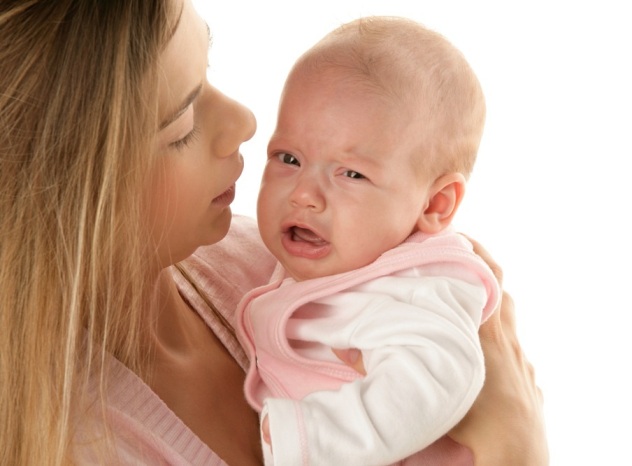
[208,88,257,158]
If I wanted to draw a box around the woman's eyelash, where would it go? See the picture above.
[171,125,200,151]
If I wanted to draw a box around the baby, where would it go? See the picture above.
[237,16,499,466]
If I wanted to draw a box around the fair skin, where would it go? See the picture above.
[149,0,252,268]
[257,66,465,281]
[144,0,262,464]
[131,1,546,464]
[257,62,468,445]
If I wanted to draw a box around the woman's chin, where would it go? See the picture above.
[205,208,233,245]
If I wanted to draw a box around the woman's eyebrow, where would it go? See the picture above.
[159,83,203,130]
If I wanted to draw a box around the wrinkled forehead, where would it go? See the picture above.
[281,64,433,176]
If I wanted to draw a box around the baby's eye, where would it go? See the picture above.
[278,153,300,166]
[342,170,365,179]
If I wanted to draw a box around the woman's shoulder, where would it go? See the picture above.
[176,215,276,328]
[190,214,276,291]
[175,215,276,369]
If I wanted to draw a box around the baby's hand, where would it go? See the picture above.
[262,414,271,445]
[332,348,366,375]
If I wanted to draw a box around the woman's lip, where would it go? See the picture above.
[211,156,243,206]
[212,185,236,206]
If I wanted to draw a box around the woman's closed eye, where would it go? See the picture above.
[170,125,200,152]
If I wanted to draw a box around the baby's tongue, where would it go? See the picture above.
[293,227,325,244]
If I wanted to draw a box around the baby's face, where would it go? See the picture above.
[257,68,433,281]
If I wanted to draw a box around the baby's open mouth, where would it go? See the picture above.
[290,226,327,245]
[282,225,331,260]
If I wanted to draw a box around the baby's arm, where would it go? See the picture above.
[263,271,489,466]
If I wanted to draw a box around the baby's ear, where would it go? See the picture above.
[417,173,466,234]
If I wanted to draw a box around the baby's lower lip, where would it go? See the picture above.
[212,185,235,205]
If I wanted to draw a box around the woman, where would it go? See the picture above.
[0,0,547,464]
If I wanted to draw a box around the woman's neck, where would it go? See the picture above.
[150,268,203,353]
[145,268,263,465]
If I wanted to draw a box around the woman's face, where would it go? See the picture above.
[148,0,256,267]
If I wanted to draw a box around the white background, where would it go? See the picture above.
[193,1,632,464]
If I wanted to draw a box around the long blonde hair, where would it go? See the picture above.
[0,1,175,463]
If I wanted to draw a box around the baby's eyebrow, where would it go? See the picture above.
[159,84,202,130]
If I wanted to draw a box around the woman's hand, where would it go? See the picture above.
[448,237,549,466]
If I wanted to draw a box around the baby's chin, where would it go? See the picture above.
[282,256,372,282]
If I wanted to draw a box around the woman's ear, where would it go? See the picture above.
[417,173,466,234]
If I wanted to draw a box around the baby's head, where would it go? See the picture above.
[296,16,486,181]
[258,16,486,280]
